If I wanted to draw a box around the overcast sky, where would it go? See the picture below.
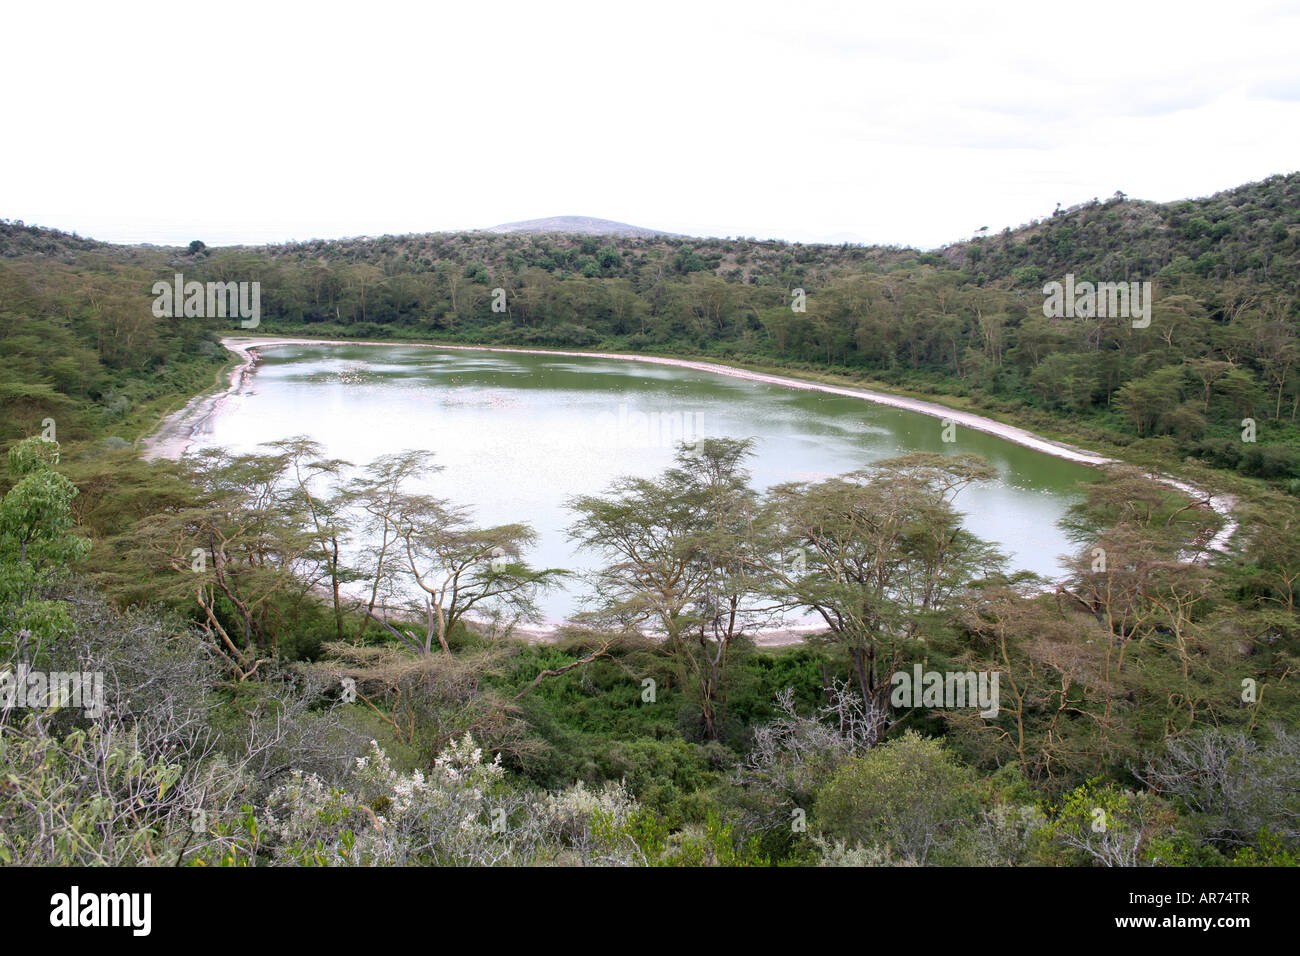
[5,0,1300,249]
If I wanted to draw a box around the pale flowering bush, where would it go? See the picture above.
[529,780,649,865]
[431,732,507,792]
[535,780,637,835]
[258,770,359,865]
[813,836,919,867]
[254,735,658,866]
[974,803,1048,866]
[254,735,518,865]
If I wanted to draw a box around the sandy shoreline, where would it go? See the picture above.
[138,334,1240,639]
[139,339,263,462]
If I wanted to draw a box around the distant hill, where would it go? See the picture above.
[0,220,106,260]
[484,216,674,238]
[939,174,1300,292]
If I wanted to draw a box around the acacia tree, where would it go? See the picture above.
[1050,468,1240,760]
[347,450,438,641]
[1247,304,1299,419]
[951,581,1121,785]
[679,440,771,738]
[268,437,354,640]
[1057,467,1220,663]
[358,481,558,655]
[1240,495,1300,615]
[568,438,770,739]
[131,448,315,681]
[1059,524,1216,684]
[755,453,1003,727]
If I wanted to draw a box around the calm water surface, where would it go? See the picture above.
[189,345,1096,621]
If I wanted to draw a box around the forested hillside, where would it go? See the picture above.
[4,172,1299,482]
[2,175,1299,867]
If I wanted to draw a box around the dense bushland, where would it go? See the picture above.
[2,174,1299,866]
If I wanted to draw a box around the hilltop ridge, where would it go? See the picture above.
[484,215,674,237]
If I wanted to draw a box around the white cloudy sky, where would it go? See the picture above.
[5,0,1300,248]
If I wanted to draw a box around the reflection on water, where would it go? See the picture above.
[190,344,1098,621]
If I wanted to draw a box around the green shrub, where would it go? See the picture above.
[814,731,980,864]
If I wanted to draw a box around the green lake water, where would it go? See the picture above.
[190,344,1097,622]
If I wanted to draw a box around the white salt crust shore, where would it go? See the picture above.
[139,335,1240,643]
